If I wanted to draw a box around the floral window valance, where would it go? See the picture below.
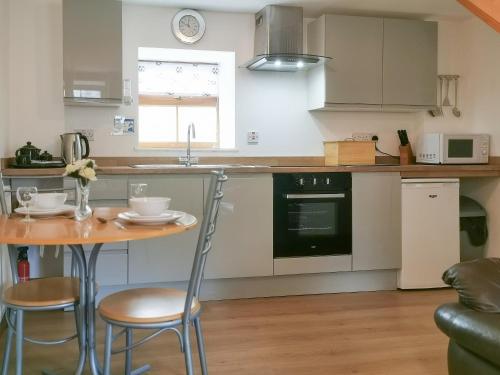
[138,60,219,97]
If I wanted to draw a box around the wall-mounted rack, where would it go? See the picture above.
[429,75,461,118]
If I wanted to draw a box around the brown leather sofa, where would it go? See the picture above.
[435,303,500,375]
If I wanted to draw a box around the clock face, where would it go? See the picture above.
[172,10,206,44]
[179,15,199,38]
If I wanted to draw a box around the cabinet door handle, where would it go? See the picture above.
[429,194,438,198]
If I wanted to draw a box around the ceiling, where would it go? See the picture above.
[124,0,471,20]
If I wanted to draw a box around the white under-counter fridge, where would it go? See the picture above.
[398,178,460,289]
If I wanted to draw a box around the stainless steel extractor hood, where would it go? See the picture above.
[243,5,331,72]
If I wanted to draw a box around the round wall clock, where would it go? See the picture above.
[172,9,206,44]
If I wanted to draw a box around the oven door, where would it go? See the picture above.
[274,192,352,258]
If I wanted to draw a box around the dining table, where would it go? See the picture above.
[0,207,197,375]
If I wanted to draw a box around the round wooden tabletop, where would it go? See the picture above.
[0,207,197,246]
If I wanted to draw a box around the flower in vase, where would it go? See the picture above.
[79,167,97,181]
[65,163,80,174]
[63,159,98,184]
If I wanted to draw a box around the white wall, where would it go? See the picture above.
[0,0,12,317]
[0,0,9,158]
[423,18,500,155]
[63,5,466,157]
[65,5,440,157]
[4,2,500,161]
[447,17,500,258]
[8,0,65,156]
[4,1,455,158]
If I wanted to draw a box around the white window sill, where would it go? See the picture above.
[133,146,239,153]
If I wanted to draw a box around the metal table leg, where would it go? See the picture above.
[68,245,88,375]
[87,244,104,375]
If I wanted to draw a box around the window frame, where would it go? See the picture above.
[138,94,220,149]
[137,48,236,150]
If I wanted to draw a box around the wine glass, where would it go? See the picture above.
[16,187,38,222]
[130,183,148,200]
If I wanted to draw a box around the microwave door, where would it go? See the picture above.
[443,138,475,164]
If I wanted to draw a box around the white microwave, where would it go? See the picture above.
[416,133,490,164]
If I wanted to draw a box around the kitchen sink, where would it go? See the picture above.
[130,164,269,169]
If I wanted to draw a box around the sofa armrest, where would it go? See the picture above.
[435,303,500,368]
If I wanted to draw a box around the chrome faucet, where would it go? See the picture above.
[186,122,196,166]
[180,123,198,166]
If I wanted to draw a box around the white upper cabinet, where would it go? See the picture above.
[308,15,383,110]
[382,18,438,108]
[307,14,437,112]
[63,0,123,106]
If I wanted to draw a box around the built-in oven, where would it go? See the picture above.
[273,173,352,259]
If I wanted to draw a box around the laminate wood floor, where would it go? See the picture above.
[0,289,456,374]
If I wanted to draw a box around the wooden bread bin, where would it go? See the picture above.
[324,141,376,166]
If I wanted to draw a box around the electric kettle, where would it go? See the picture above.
[60,132,90,165]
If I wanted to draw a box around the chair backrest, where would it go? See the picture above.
[0,172,21,284]
[183,170,227,322]
[0,173,79,283]
[0,172,9,216]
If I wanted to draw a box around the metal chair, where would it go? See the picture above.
[99,170,228,375]
[0,173,86,375]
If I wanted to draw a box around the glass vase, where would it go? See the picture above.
[75,179,92,221]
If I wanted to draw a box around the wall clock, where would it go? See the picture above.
[172,9,206,44]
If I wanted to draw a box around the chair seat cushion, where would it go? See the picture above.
[442,258,500,312]
[2,277,79,308]
[98,288,201,324]
[435,302,500,368]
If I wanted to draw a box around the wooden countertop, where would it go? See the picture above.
[3,163,500,178]
[2,156,500,178]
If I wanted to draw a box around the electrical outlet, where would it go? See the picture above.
[247,131,259,144]
[75,128,95,141]
[352,132,377,142]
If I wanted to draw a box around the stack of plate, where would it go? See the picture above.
[117,210,185,225]
[15,205,75,217]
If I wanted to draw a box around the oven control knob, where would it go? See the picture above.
[312,178,317,186]
[298,178,305,186]
[325,177,331,185]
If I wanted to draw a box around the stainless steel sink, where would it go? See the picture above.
[130,164,269,169]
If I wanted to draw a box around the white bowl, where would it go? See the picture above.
[35,193,68,209]
[129,197,171,217]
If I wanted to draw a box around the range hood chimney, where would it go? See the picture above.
[243,5,331,72]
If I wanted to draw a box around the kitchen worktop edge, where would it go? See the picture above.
[3,163,500,178]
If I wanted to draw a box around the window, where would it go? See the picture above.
[137,48,235,149]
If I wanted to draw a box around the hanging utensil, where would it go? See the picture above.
[442,77,451,107]
[452,77,461,117]
[429,77,444,117]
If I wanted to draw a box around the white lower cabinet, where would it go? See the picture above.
[352,173,402,271]
[127,173,274,283]
[274,255,352,276]
[128,175,204,283]
[204,174,273,279]
[59,171,403,289]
